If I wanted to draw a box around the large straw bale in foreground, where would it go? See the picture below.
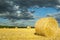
[35,17,58,38]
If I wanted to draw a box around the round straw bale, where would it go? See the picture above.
[35,17,58,37]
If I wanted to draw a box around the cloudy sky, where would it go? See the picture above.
[0,0,60,26]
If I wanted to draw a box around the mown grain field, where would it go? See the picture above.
[0,28,60,40]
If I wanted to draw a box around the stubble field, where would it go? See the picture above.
[0,28,60,40]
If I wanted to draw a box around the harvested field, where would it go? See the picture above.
[0,28,60,40]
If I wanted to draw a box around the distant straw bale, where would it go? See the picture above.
[27,26,31,29]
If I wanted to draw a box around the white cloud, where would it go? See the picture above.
[16,11,21,13]
[13,5,20,10]
[56,5,60,8]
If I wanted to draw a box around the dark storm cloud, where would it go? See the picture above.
[0,0,35,21]
[0,0,59,13]
[0,0,60,21]
[13,0,59,7]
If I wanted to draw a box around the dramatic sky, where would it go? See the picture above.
[0,0,60,26]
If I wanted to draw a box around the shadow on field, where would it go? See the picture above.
[34,33,45,37]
